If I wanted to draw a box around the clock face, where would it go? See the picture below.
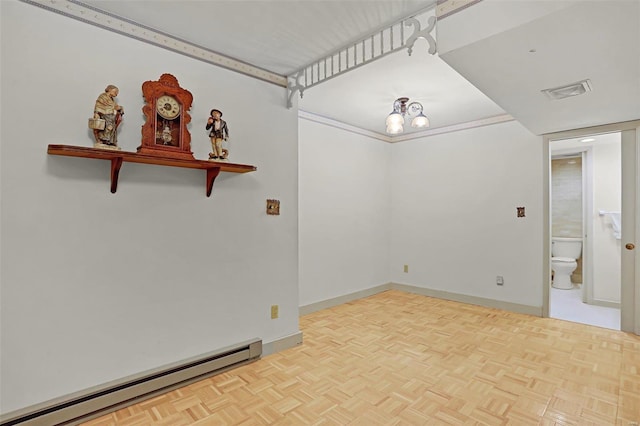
[156,95,181,120]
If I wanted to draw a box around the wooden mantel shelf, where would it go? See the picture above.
[47,144,256,197]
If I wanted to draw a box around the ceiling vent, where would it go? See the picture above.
[541,79,593,100]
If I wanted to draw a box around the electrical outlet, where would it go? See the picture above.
[270,305,279,319]
[496,276,504,286]
[403,264,409,273]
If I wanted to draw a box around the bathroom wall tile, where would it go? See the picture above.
[551,158,582,238]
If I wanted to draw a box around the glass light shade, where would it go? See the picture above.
[411,113,429,128]
[386,111,404,127]
[386,122,404,134]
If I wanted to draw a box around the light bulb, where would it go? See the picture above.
[411,113,429,128]
[386,111,404,127]
[386,122,404,134]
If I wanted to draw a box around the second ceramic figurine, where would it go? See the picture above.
[206,109,229,161]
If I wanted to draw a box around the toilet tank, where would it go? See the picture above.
[552,237,582,258]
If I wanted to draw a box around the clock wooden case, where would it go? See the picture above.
[138,73,195,160]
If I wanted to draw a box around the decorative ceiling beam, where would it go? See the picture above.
[436,0,483,21]
[21,0,288,87]
[287,5,438,108]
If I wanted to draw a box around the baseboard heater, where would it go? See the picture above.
[0,338,262,426]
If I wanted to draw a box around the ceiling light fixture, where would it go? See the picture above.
[385,97,429,134]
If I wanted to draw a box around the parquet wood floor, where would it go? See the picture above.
[82,290,640,425]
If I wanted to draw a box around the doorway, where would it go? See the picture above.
[549,134,621,329]
[542,120,640,335]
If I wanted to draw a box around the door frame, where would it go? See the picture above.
[543,120,640,334]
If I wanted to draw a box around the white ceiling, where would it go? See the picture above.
[81,0,431,76]
[76,0,639,138]
[439,0,640,136]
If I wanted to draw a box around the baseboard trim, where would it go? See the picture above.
[590,298,621,309]
[262,331,304,356]
[299,283,542,318]
[390,283,543,317]
[299,283,392,316]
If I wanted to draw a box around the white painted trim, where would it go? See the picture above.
[391,283,542,317]
[298,110,392,142]
[543,136,551,318]
[299,284,392,315]
[542,120,640,139]
[636,125,640,335]
[436,0,483,20]
[22,0,288,87]
[262,332,303,356]
[299,282,541,317]
[621,128,638,334]
[298,110,515,143]
[590,299,621,309]
[390,114,515,142]
[584,149,594,305]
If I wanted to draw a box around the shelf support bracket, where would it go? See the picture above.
[206,167,221,197]
[110,157,124,193]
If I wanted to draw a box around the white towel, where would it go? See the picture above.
[609,212,621,240]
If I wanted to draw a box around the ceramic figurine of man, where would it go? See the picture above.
[92,84,124,149]
[206,109,229,160]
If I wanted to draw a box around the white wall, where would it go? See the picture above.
[1,1,298,413]
[298,119,391,306]
[390,121,543,308]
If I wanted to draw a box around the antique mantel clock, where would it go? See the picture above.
[138,73,194,160]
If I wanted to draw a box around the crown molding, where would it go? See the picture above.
[298,110,392,142]
[436,0,483,20]
[390,113,515,142]
[21,0,288,87]
[299,110,515,143]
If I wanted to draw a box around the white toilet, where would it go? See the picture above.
[551,237,582,289]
